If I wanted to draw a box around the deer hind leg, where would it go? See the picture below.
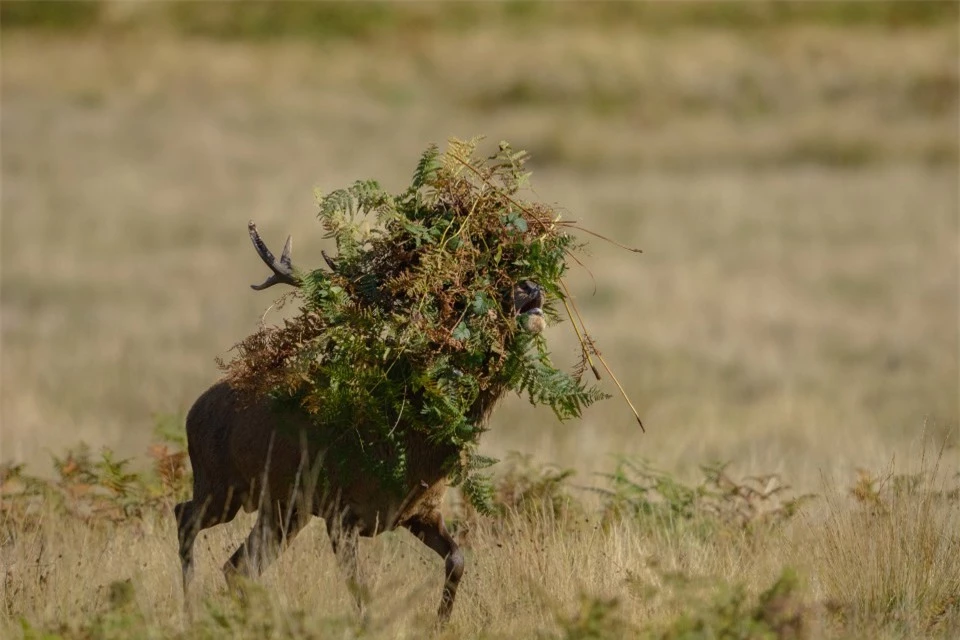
[223,503,308,586]
[175,491,243,596]
[404,511,464,623]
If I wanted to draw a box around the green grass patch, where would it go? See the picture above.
[3,1,957,37]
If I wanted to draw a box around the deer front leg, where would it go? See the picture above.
[326,513,367,616]
[404,511,464,623]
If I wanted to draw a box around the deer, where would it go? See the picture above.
[174,222,547,623]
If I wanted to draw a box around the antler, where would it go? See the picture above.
[248,221,300,290]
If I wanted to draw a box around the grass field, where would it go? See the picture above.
[1,3,958,638]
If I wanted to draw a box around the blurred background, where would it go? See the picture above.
[2,1,957,489]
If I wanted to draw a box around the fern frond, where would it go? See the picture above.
[410,143,442,191]
[224,138,622,509]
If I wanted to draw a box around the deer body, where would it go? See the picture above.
[175,223,545,622]
[175,380,465,619]
[184,380,456,531]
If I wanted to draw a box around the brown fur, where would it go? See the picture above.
[174,380,489,621]
[174,274,543,622]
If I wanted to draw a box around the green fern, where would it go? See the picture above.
[409,143,442,191]
[223,138,611,505]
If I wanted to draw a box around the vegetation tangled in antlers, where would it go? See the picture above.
[220,138,615,512]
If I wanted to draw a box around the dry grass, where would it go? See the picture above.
[2,448,957,638]
[1,9,958,639]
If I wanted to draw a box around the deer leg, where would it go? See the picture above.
[175,492,242,596]
[404,511,464,623]
[326,514,366,615]
[223,504,308,584]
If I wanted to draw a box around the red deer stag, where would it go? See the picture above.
[175,222,546,622]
